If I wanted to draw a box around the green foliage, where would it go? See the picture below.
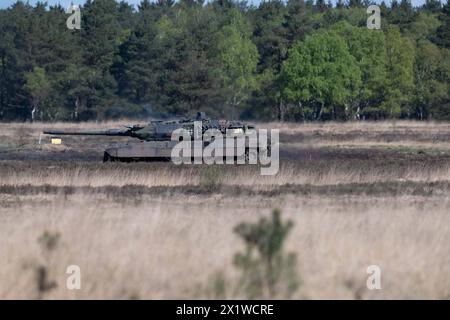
[233,209,299,299]
[332,22,387,119]
[200,271,228,299]
[199,208,299,299]
[24,67,50,119]
[37,230,61,252]
[435,0,450,49]
[284,0,314,46]
[414,40,450,119]
[281,30,361,120]
[216,9,259,117]
[387,0,417,31]
[381,26,415,118]
[405,11,441,40]
[0,1,449,121]
[35,230,61,298]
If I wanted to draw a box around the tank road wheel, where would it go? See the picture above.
[103,152,117,162]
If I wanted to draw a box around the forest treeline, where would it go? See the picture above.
[0,0,449,121]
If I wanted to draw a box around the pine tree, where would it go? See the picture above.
[348,0,363,8]
[76,0,122,119]
[315,0,328,13]
[423,0,442,13]
[435,0,450,48]
[284,0,313,46]
[251,0,288,74]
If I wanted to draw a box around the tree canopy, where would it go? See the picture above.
[0,0,448,121]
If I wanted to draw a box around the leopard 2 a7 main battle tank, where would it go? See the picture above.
[43,113,269,162]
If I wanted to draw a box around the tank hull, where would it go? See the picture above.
[104,141,176,161]
[103,141,269,163]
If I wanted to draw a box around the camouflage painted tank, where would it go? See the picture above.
[43,113,269,162]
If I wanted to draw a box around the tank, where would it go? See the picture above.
[43,113,269,163]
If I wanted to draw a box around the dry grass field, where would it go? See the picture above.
[0,120,449,299]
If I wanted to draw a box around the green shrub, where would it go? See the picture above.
[35,230,60,298]
[233,209,299,299]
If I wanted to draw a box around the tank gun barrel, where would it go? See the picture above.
[43,129,130,136]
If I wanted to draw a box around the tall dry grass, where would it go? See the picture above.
[0,193,449,299]
[0,161,449,188]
